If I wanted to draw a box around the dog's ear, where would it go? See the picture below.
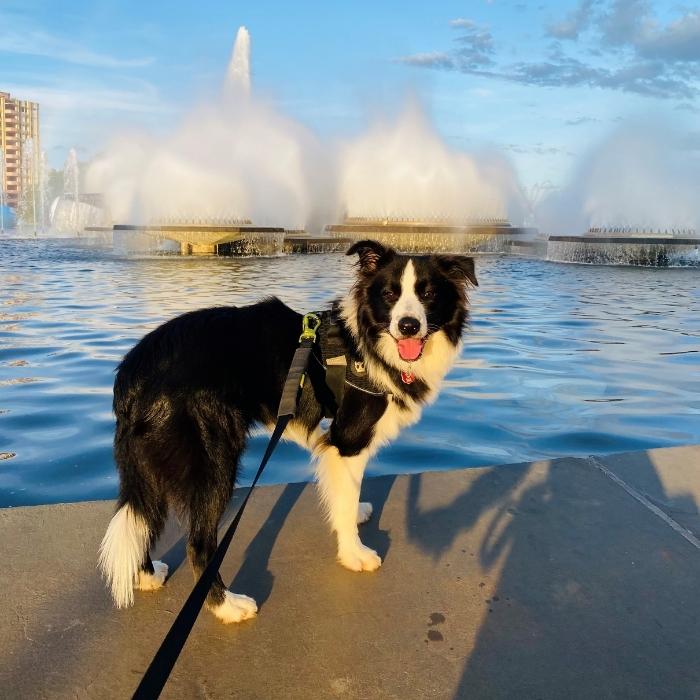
[346,240,394,274]
[436,255,478,287]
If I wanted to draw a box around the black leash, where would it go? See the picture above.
[132,313,321,700]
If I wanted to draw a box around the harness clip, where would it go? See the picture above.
[300,312,321,343]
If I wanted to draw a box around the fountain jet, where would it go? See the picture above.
[51,148,110,234]
[87,25,328,237]
[338,102,525,223]
[225,26,251,96]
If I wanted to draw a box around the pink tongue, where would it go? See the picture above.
[397,338,424,361]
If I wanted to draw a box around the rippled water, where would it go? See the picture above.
[1,239,699,507]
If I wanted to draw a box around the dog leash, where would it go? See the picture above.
[132,313,321,700]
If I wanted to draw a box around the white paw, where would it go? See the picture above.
[338,543,382,572]
[357,502,373,525]
[136,560,168,592]
[211,591,258,624]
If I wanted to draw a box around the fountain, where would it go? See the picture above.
[326,103,534,253]
[89,26,306,256]
[39,150,48,232]
[547,227,700,266]
[50,149,111,237]
[0,147,10,232]
[16,140,51,236]
[88,28,536,256]
[538,122,700,266]
[17,139,38,234]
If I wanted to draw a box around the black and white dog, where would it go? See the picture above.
[99,240,477,623]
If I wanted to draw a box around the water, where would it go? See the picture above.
[1,239,699,507]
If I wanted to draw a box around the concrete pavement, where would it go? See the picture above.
[1,445,699,699]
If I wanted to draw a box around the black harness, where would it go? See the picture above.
[314,303,387,416]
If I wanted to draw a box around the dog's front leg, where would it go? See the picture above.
[316,446,381,572]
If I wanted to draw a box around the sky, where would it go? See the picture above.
[1,0,698,192]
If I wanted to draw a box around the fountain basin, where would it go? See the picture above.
[283,233,352,254]
[325,220,537,254]
[547,235,700,266]
[113,224,286,256]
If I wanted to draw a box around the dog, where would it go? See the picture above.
[99,239,477,623]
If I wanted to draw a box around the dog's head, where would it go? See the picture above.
[344,240,477,371]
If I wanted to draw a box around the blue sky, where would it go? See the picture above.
[1,0,698,189]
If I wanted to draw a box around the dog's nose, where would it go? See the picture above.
[398,316,421,337]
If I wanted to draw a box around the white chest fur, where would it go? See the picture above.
[365,395,423,457]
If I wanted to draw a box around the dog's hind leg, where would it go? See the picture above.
[180,399,258,623]
[316,447,382,572]
[136,552,169,592]
[99,475,168,608]
[187,484,258,624]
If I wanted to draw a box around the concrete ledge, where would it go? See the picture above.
[1,445,699,699]
[113,224,286,249]
[326,223,518,235]
[548,235,700,245]
[283,236,352,254]
[113,224,284,233]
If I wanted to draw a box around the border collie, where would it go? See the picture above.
[99,240,477,623]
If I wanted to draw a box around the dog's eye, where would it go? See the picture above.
[382,289,399,303]
[420,288,437,301]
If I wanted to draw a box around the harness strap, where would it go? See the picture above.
[345,379,386,397]
[324,354,347,410]
[315,303,387,410]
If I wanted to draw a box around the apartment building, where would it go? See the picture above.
[0,91,40,210]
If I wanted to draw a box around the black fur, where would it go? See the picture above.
[109,240,476,610]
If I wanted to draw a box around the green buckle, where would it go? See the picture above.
[299,312,321,342]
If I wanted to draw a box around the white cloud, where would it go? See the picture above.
[450,18,477,29]
[2,77,174,167]
[2,80,170,115]
[0,14,153,68]
[546,0,596,40]
[634,10,700,62]
[398,52,454,68]
[399,4,700,101]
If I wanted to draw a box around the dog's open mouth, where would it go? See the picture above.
[397,337,425,361]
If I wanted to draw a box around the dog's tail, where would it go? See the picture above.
[98,503,150,608]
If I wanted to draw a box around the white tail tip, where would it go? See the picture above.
[98,504,150,608]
